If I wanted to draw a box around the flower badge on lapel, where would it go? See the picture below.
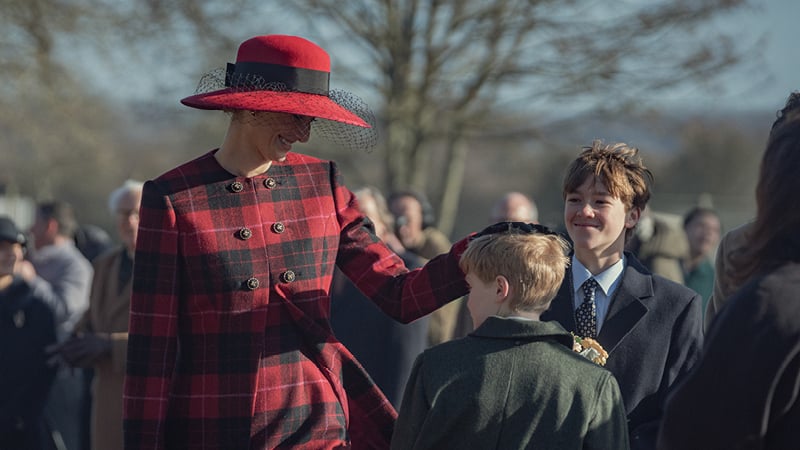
[572,333,608,366]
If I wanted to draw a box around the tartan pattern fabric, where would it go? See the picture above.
[123,150,469,450]
[575,278,599,338]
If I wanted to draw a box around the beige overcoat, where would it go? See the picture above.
[704,221,751,330]
[75,246,131,450]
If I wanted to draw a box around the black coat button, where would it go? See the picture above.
[246,277,260,290]
[238,228,253,240]
[272,222,285,234]
[230,181,244,193]
[264,178,277,189]
[281,270,296,283]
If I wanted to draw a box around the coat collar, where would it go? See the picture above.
[543,252,652,353]
[0,276,33,310]
[469,316,574,350]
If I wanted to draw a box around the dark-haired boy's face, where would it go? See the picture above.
[564,176,638,260]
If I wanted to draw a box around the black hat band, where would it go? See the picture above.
[225,62,330,96]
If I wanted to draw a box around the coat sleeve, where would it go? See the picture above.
[631,289,704,448]
[584,373,630,450]
[34,250,93,335]
[123,180,180,450]
[704,229,731,330]
[704,222,750,331]
[658,274,799,450]
[111,331,130,374]
[11,292,58,431]
[87,250,129,374]
[331,162,469,323]
[390,355,429,450]
[663,291,704,388]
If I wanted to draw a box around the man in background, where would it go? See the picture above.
[49,181,144,450]
[388,190,468,346]
[330,186,430,408]
[625,206,689,284]
[29,200,93,450]
[489,191,538,224]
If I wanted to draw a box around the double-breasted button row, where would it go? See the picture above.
[243,271,296,290]
[236,224,285,240]
[228,178,278,193]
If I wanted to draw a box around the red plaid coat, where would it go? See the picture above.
[123,150,468,450]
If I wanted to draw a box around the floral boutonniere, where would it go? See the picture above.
[572,333,609,366]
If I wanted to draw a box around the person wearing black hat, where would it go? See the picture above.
[0,216,58,450]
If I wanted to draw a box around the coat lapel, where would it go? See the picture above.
[597,256,652,354]
[543,256,653,354]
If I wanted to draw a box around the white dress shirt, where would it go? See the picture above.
[570,255,626,332]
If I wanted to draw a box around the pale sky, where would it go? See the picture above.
[745,0,798,109]
[67,1,796,116]
[688,0,798,112]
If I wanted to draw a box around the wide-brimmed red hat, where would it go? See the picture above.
[181,35,371,128]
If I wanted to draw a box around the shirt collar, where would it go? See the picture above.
[503,315,537,322]
[571,254,626,296]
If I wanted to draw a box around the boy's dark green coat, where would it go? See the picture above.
[391,317,630,450]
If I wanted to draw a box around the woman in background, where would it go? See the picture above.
[658,104,800,450]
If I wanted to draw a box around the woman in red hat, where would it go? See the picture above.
[122,35,471,450]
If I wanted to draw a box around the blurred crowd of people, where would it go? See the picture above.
[2,181,142,450]
[0,175,759,450]
[1,31,796,450]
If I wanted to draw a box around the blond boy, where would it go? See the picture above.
[391,229,629,450]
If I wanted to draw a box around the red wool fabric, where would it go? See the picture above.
[123,150,468,449]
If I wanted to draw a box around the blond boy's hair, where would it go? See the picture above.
[459,232,570,314]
